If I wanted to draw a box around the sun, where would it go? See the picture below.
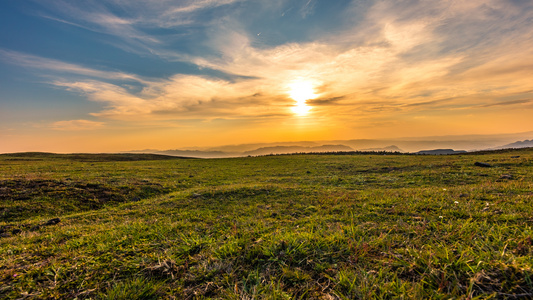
[288,80,318,116]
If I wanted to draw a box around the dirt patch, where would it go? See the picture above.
[0,179,171,222]
[0,217,61,238]
[1,179,131,202]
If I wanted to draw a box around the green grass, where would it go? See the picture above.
[1,150,532,299]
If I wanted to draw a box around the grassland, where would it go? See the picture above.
[1,149,532,299]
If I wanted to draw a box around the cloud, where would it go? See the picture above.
[185,8,466,116]
[34,0,246,57]
[307,96,346,106]
[56,75,293,120]
[36,1,160,54]
[7,0,533,125]
[53,80,152,117]
[50,120,105,131]
[0,49,145,83]
[299,0,317,18]
[162,0,245,16]
[480,99,533,108]
[403,98,456,108]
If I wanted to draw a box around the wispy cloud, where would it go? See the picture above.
[299,0,317,18]
[307,96,346,106]
[8,0,533,125]
[36,1,160,52]
[162,0,245,16]
[0,49,145,83]
[480,99,533,108]
[50,120,105,131]
[52,75,290,121]
[33,0,245,57]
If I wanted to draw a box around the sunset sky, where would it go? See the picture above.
[1,0,533,153]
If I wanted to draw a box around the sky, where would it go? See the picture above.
[1,0,533,153]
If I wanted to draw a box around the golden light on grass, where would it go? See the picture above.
[288,80,318,116]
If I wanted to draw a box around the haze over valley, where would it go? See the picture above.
[126,131,533,158]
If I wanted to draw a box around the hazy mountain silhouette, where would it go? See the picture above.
[415,149,467,155]
[124,132,533,158]
[495,139,533,149]
[154,149,240,158]
[243,145,353,156]
[205,141,322,153]
[361,145,404,152]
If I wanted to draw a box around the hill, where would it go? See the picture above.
[0,152,188,161]
[496,139,533,149]
[415,149,468,155]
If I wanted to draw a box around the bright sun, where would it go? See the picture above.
[288,80,318,116]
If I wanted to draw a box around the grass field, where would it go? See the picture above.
[1,149,533,299]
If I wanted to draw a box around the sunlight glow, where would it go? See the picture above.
[288,80,318,116]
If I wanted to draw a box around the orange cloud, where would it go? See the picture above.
[50,120,105,131]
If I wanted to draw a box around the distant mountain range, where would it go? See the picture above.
[124,133,533,158]
[125,144,405,158]
[361,145,403,152]
[415,149,467,155]
[494,139,533,149]
[127,149,238,158]
[242,144,354,156]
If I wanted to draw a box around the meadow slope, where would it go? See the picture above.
[1,150,532,299]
